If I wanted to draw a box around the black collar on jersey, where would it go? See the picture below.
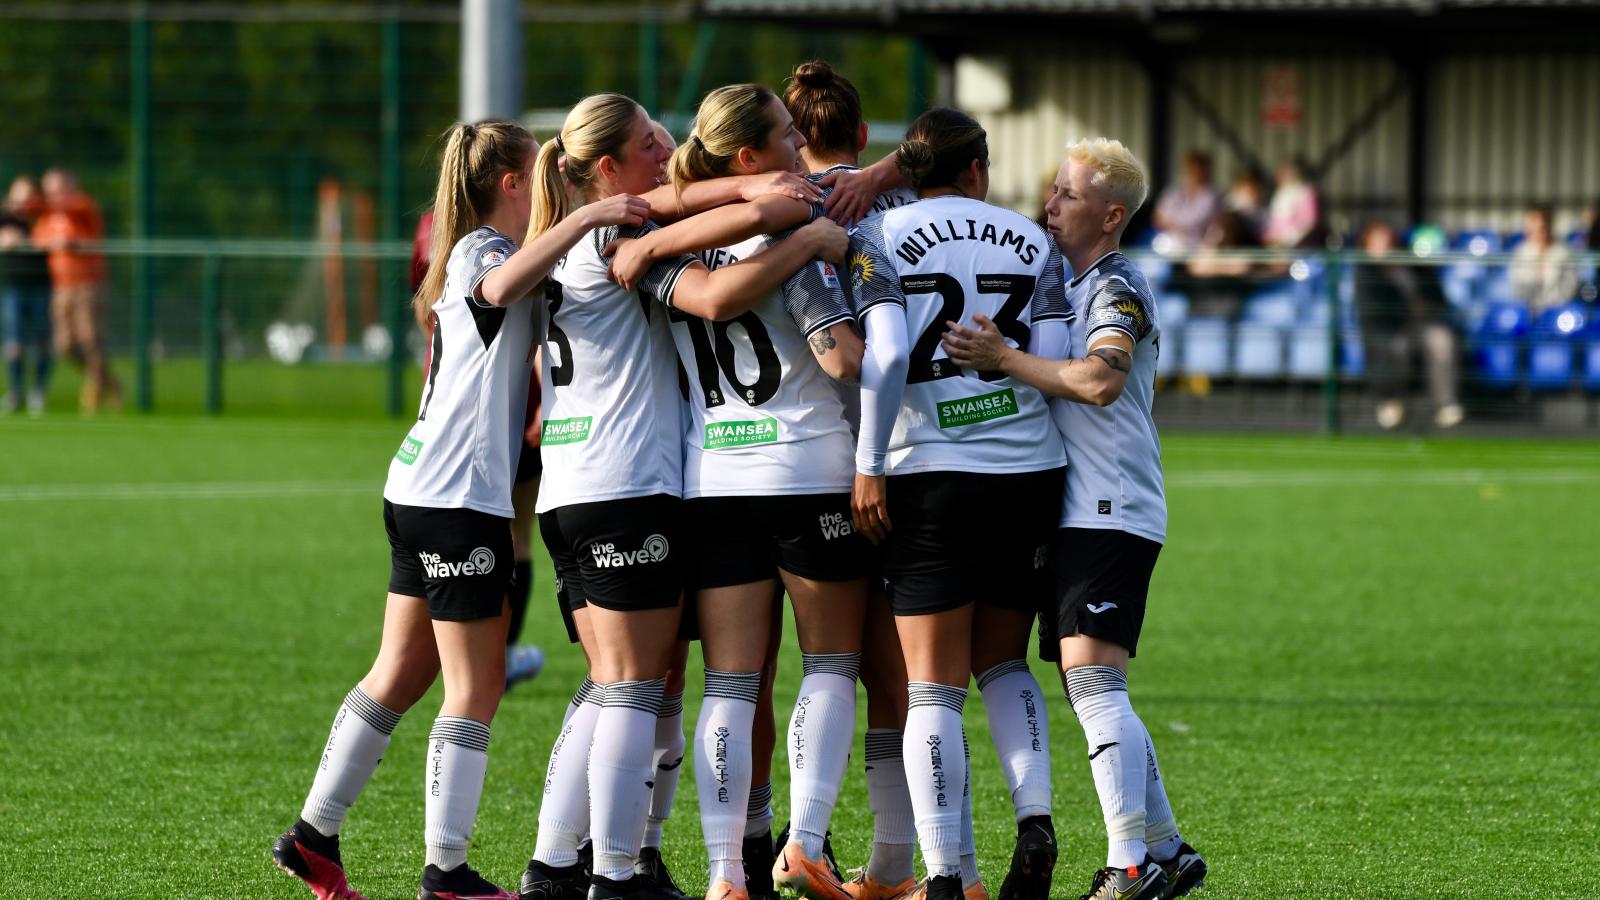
[1069,249,1125,289]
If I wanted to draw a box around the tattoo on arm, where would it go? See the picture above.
[1087,347,1131,373]
[809,329,837,357]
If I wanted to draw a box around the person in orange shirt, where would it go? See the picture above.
[33,168,122,412]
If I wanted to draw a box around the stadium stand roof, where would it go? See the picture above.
[701,0,1598,13]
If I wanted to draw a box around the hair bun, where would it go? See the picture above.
[794,60,836,89]
[895,139,937,187]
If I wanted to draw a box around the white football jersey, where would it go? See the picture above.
[814,164,919,218]
[671,231,857,498]
[384,226,534,518]
[849,195,1070,475]
[1053,251,1166,543]
[815,168,919,438]
[535,223,698,513]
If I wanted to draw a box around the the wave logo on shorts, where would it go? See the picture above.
[818,511,854,540]
[418,548,495,579]
[590,534,670,568]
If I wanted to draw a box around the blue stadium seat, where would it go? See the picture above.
[1452,230,1501,256]
[1156,328,1180,379]
[1583,342,1600,392]
[1159,293,1189,330]
[1135,254,1172,290]
[1527,343,1574,390]
[1287,326,1329,379]
[1342,334,1366,378]
[1527,303,1588,390]
[1180,318,1230,376]
[1233,323,1284,378]
[1477,301,1531,338]
[1242,281,1300,329]
[1474,343,1521,387]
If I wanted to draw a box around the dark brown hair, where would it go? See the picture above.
[896,107,988,193]
[783,60,862,160]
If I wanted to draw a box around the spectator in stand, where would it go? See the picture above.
[1,176,53,415]
[32,168,121,413]
[1354,220,1462,431]
[1225,169,1268,241]
[1510,205,1579,314]
[1153,149,1220,251]
[1184,209,1265,320]
[1263,157,1321,249]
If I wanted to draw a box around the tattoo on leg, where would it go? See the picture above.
[1088,347,1130,373]
[809,329,837,357]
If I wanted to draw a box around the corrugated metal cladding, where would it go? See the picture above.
[974,50,1600,232]
[1430,53,1600,234]
[1168,56,1411,232]
[975,55,1150,216]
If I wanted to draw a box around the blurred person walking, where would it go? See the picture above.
[1,176,53,415]
[31,168,121,413]
[1510,205,1579,314]
[1354,221,1463,430]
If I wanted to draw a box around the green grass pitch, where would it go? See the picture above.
[4,404,1598,898]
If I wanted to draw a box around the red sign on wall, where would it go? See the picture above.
[1262,65,1302,129]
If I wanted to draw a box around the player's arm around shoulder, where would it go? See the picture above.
[942,318,1133,407]
[666,217,848,322]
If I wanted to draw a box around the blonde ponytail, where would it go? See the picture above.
[527,93,643,243]
[669,83,781,210]
[411,119,534,328]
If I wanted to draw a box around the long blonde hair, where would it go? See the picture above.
[668,83,781,205]
[412,119,535,328]
[528,93,644,243]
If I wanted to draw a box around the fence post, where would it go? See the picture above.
[639,5,661,115]
[383,14,406,418]
[130,3,154,412]
[1323,252,1343,435]
[201,254,223,414]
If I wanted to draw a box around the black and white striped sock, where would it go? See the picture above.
[300,685,402,836]
[788,652,861,857]
[590,677,665,881]
[424,715,492,871]
[903,682,967,877]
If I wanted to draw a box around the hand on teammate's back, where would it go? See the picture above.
[942,314,1013,371]
[818,166,880,227]
[738,170,823,204]
[583,192,651,230]
[602,237,650,291]
[797,216,849,264]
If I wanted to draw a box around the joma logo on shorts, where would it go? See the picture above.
[818,512,854,540]
[418,548,495,579]
[590,534,670,569]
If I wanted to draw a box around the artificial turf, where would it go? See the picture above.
[3,412,1597,898]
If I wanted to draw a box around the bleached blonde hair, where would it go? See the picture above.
[1065,137,1148,216]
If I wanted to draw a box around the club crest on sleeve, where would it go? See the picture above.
[849,251,874,290]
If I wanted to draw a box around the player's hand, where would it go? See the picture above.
[942,314,1012,371]
[798,217,849,265]
[852,472,891,544]
[738,171,823,205]
[818,167,879,227]
[603,237,653,291]
[584,193,651,229]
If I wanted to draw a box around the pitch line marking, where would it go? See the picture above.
[0,480,377,501]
